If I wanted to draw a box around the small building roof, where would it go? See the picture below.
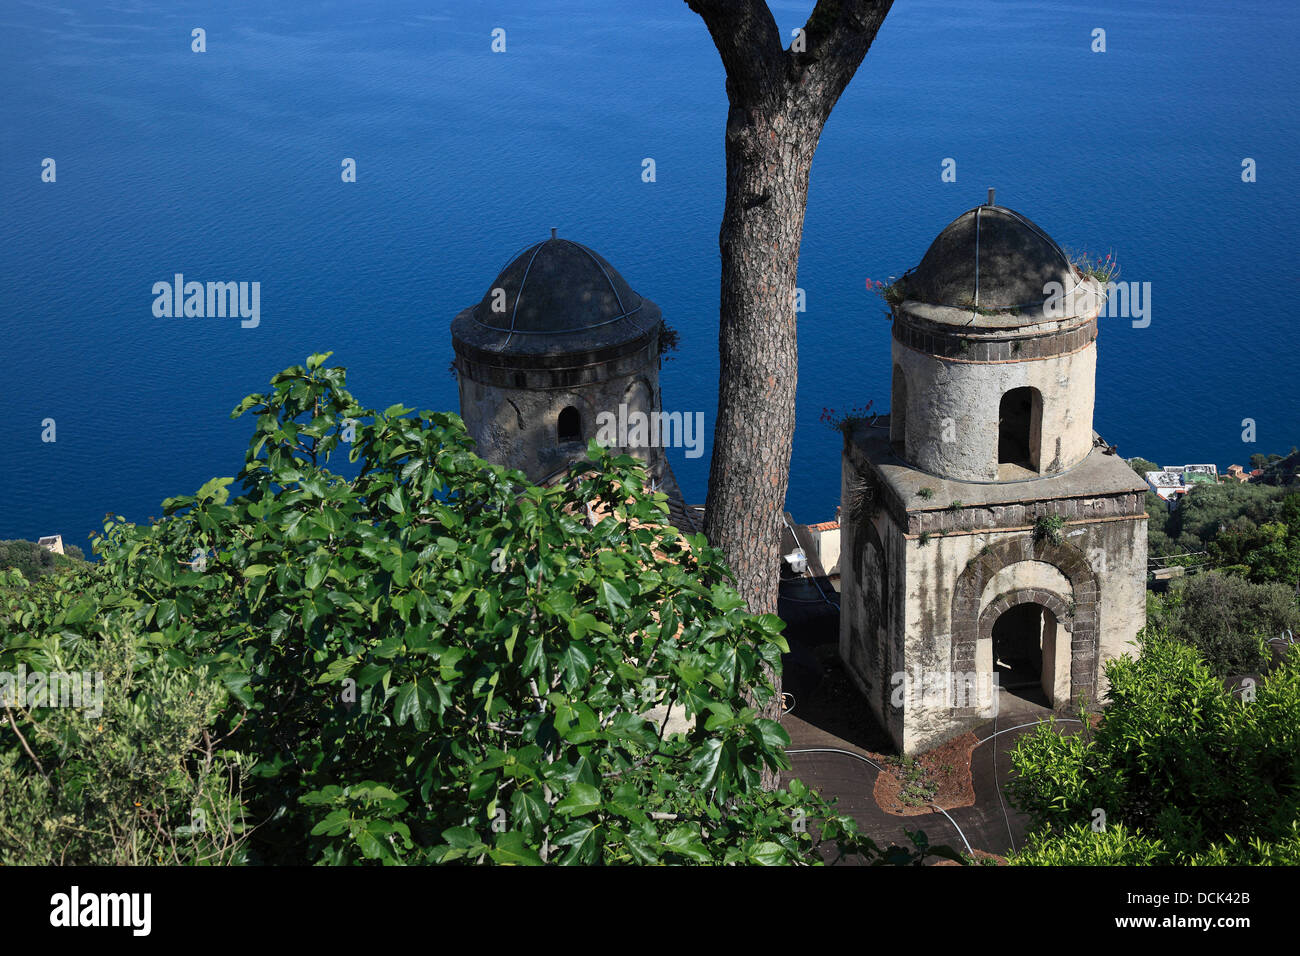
[1146,471,1182,488]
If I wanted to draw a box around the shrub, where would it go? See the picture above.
[0,582,250,865]
[1171,481,1286,545]
[1155,571,1299,675]
[1008,634,1300,864]
[1210,493,1300,585]
[0,540,56,580]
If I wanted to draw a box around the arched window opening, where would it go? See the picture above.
[890,364,908,455]
[557,406,582,443]
[998,386,1042,472]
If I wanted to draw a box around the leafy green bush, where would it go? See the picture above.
[1210,493,1300,586]
[4,354,952,866]
[0,572,250,865]
[0,540,57,580]
[1013,820,1300,865]
[1150,571,1298,675]
[1007,634,1300,864]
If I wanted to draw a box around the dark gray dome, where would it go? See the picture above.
[905,204,1076,313]
[451,234,660,362]
[473,237,643,334]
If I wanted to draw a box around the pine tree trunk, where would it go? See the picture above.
[704,103,817,615]
[688,0,895,788]
[704,102,820,758]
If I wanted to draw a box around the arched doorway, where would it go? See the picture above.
[998,386,1042,473]
[991,603,1051,707]
[953,541,1097,712]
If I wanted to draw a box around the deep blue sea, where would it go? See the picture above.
[2,0,1297,550]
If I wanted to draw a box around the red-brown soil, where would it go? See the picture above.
[871,731,979,816]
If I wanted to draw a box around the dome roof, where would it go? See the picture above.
[473,236,644,334]
[904,203,1077,313]
[452,234,660,359]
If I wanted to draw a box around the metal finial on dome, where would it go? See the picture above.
[551,227,557,240]
[987,187,996,206]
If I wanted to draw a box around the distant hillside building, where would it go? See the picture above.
[1144,464,1218,505]
[838,195,1148,754]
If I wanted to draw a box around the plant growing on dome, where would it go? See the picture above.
[866,276,906,309]
[1068,249,1120,284]
[656,319,680,361]
[820,402,877,437]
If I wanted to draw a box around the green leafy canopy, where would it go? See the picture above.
[4,353,944,866]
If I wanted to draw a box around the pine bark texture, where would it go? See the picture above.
[686,0,894,760]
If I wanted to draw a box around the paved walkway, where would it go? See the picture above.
[782,689,1085,860]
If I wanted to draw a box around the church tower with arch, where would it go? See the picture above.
[840,194,1148,754]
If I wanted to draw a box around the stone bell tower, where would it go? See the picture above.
[839,193,1148,754]
[450,231,698,528]
[451,231,666,483]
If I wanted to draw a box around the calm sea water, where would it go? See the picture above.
[2,0,1297,549]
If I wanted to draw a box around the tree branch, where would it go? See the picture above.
[5,706,50,787]
[684,0,786,105]
[791,0,894,120]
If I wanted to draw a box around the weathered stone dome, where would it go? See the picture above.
[451,234,660,359]
[904,203,1077,314]
[449,232,668,487]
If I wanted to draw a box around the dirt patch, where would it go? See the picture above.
[872,732,978,816]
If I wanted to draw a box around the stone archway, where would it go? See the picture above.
[978,588,1073,708]
[951,536,1099,709]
